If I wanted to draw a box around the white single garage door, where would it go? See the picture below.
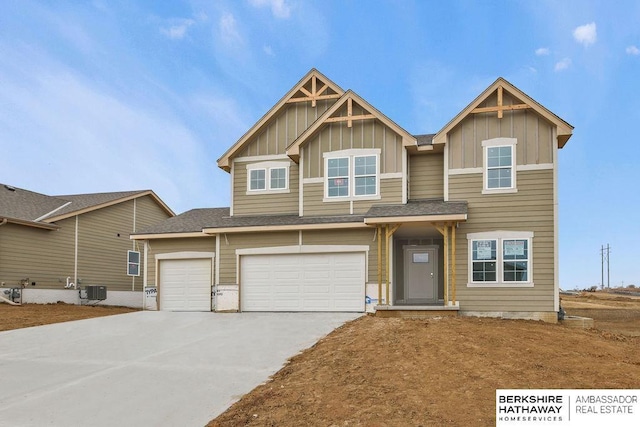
[241,252,365,312]
[159,259,212,311]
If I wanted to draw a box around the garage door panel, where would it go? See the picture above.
[160,259,212,312]
[241,252,365,312]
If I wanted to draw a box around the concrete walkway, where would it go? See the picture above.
[0,311,361,427]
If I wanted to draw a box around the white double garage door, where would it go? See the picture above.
[159,250,365,312]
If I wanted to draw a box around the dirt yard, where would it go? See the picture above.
[0,302,137,331]
[210,292,640,426]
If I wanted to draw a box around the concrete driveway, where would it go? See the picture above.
[0,311,361,427]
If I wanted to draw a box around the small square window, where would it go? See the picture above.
[249,169,266,191]
[270,168,286,190]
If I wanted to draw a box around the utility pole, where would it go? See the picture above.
[601,244,611,289]
[607,243,610,289]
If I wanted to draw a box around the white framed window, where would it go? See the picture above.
[324,149,380,201]
[127,250,140,277]
[246,161,290,194]
[482,137,517,194]
[467,231,533,287]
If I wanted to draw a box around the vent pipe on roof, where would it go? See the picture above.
[4,185,16,192]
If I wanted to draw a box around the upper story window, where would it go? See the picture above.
[482,137,517,194]
[324,149,380,201]
[246,161,290,194]
[467,231,533,287]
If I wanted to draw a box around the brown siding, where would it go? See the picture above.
[237,100,334,157]
[448,92,556,169]
[218,231,299,285]
[449,170,555,312]
[409,153,444,199]
[146,237,217,287]
[0,197,171,292]
[302,121,403,178]
[233,160,299,216]
[301,229,378,281]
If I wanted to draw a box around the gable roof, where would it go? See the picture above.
[0,184,174,229]
[217,68,345,172]
[286,90,417,162]
[432,77,574,148]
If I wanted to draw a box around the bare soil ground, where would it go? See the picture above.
[0,302,137,331]
[210,293,640,427]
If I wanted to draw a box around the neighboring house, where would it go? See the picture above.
[0,184,174,307]
[132,69,573,322]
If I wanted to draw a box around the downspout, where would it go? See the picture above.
[132,198,137,291]
[74,215,79,288]
[143,240,149,310]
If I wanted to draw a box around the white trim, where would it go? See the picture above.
[127,250,141,276]
[381,172,403,179]
[247,167,267,192]
[302,177,324,184]
[236,245,369,256]
[156,251,216,260]
[322,148,381,158]
[517,163,554,171]
[299,152,304,216]
[401,147,408,204]
[234,154,290,163]
[130,232,208,240]
[246,161,290,194]
[203,221,370,234]
[323,195,381,203]
[443,142,449,201]
[365,213,467,224]
[230,162,234,216]
[215,234,220,286]
[449,167,483,175]
[324,149,381,201]
[552,127,559,312]
[466,231,534,287]
[74,215,78,285]
[245,188,290,196]
[482,137,517,193]
[35,201,72,222]
[245,160,291,170]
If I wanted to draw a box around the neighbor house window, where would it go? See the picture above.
[127,250,140,277]
[467,231,533,287]
[246,161,290,194]
[324,149,380,200]
[482,138,517,194]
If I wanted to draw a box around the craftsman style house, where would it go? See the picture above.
[132,69,573,322]
[0,185,173,306]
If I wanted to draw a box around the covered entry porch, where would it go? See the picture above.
[364,200,467,317]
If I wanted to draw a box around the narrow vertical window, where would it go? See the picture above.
[486,146,513,189]
[327,157,349,197]
[503,239,529,282]
[354,155,377,196]
[127,250,140,277]
[471,240,497,282]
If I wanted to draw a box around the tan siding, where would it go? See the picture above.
[134,195,173,231]
[218,232,299,285]
[450,170,555,312]
[409,154,444,199]
[353,178,403,214]
[0,222,75,288]
[232,160,299,215]
[146,237,216,287]
[301,229,378,281]
[303,182,350,215]
[448,96,558,170]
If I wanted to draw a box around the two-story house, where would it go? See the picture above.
[132,69,572,322]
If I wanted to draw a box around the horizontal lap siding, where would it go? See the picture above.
[301,229,378,282]
[353,178,403,214]
[218,232,299,285]
[233,161,299,215]
[0,223,75,288]
[450,170,555,312]
[304,178,402,216]
[409,154,444,199]
[146,237,217,287]
[135,196,172,230]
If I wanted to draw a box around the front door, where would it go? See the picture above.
[403,246,437,304]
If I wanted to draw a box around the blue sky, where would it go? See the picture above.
[1,1,638,290]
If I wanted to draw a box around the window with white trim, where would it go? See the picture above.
[324,149,380,200]
[467,231,533,287]
[127,250,140,277]
[482,138,517,194]
[246,161,290,194]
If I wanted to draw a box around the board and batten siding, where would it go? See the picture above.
[302,120,404,178]
[236,100,335,158]
[146,237,216,287]
[303,178,403,216]
[232,160,299,216]
[409,153,444,200]
[0,222,75,288]
[448,93,554,170]
[449,169,555,312]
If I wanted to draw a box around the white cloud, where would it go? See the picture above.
[219,13,243,46]
[626,45,640,55]
[554,57,572,71]
[573,22,597,46]
[535,47,550,56]
[161,19,195,40]
[248,0,291,19]
[263,45,274,56]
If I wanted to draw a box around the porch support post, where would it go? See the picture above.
[443,223,449,305]
[384,224,401,306]
[377,225,382,306]
[452,222,457,305]
[385,225,389,305]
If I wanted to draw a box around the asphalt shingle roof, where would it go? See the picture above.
[365,199,467,218]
